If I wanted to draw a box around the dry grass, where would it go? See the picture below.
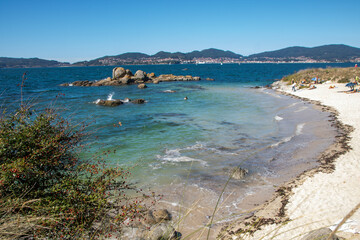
[282,67,360,84]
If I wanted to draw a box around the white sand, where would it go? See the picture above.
[245,83,360,239]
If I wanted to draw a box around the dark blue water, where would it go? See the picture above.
[0,63,348,229]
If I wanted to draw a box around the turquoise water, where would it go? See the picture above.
[0,63,350,225]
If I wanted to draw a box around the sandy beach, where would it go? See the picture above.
[223,82,360,239]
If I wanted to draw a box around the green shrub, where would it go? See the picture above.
[0,81,150,239]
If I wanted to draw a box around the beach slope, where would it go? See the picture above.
[221,81,360,239]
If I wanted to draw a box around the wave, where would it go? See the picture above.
[163,90,176,93]
[274,115,283,121]
[271,123,306,148]
[294,106,308,113]
[296,123,305,135]
[107,92,115,101]
[156,147,207,166]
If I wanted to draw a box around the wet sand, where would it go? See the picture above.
[149,88,341,240]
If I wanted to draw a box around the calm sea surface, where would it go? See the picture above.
[0,63,353,231]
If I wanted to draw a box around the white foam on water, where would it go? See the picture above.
[287,102,300,108]
[69,83,73,86]
[107,92,115,101]
[156,148,207,166]
[295,123,305,135]
[259,89,282,98]
[94,99,101,104]
[294,106,308,113]
[271,136,293,148]
[184,142,205,150]
[274,115,283,121]
[271,123,305,148]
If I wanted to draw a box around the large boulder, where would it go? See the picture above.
[120,76,132,84]
[134,70,147,80]
[113,67,126,79]
[125,69,133,77]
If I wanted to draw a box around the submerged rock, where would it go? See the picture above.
[138,83,147,89]
[229,167,248,180]
[131,99,146,104]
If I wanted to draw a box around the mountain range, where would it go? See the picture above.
[1,44,360,68]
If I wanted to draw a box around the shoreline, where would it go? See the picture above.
[220,82,360,239]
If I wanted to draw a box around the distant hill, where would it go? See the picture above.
[73,48,243,66]
[186,48,242,59]
[2,45,360,68]
[0,57,69,68]
[247,44,360,61]
[73,52,151,66]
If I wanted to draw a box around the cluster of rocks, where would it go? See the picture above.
[61,67,203,87]
[95,98,145,106]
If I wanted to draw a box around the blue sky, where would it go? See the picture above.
[1,0,359,63]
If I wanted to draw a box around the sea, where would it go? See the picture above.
[0,63,354,236]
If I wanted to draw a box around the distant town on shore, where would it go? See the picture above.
[1,44,360,68]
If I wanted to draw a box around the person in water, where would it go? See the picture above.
[184,96,188,100]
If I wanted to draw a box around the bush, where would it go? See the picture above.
[0,87,149,239]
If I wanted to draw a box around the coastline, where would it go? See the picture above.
[221,82,360,239]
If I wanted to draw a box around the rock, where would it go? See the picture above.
[113,67,126,79]
[301,228,339,240]
[96,99,123,107]
[152,209,171,223]
[134,70,147,80]
[158,74,175,81]
[61,67,203,87]
[138,84,147,89]
[125,69,133,77]
[147,72,156,79]
[149,223,179,240]
[72,80,93,86]
[131,99,146,104]
[120,77,131,84]
[230,167,248,180]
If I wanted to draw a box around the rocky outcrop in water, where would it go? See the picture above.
[95,98,146,106]
[229,167,248,180]
[96,99,123,106]
[60,67,203,87]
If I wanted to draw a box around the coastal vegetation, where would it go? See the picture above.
[0,77,156,239]
[282,66,360,84]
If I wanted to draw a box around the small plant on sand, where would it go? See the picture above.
[0,74,152,239]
